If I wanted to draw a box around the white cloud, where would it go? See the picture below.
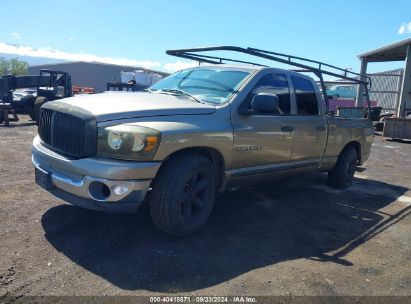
[68,37,78,41]
[0,42,207,72]
[398,21,411,34]
[0,42,161,69]
[164,60,198,72]
[11,32,21,39]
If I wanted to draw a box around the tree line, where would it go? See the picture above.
[0,58,29,76]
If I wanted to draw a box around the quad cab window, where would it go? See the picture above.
[291,76,319,115]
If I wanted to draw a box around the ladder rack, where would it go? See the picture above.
[166,46,372,115]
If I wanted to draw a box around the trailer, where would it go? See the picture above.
[106,82,147,92]
[383,117,411,140]
[0,69,72,123]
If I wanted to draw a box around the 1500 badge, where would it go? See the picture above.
[235,145,263,152]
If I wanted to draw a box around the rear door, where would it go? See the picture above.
[231,72,295,169]
[289,75,327,163]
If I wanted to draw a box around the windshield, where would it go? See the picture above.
[149,68,251,104]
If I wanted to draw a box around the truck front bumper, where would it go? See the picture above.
[32,136,162,213]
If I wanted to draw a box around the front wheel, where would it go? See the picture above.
[328,147,358,189]
[149,154,217,237]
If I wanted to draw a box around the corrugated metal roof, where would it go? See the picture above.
[358,38,411,62]
[29,61,168,76]
[29,60,135,68]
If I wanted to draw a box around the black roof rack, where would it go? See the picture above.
[166,46,372,113]
[166,46,370,85]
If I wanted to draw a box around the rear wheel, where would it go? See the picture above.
[149,154,217,237]
[328,147,358,189]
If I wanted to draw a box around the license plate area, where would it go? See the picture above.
[35,167,54,190]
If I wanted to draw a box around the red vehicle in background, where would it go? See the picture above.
[72,86,95,95]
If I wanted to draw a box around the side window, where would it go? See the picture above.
[291,76,319,115]
[243,73,291,114]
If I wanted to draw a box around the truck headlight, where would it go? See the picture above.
[97,125,161,160]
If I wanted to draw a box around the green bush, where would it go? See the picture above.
[0,58,29,76]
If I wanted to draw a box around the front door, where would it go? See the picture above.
[231,73,295,169]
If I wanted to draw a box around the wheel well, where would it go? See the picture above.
[341,141,361,163]
[163,147,226,190]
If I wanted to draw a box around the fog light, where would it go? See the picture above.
[112,184,129,196]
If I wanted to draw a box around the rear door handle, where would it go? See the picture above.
[281,126,294,132]
[316,125,326,131]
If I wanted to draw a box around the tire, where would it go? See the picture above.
[149,154,217,237]
[328,147,358,189]
[16,95,35,120]
[26,107,36,121]
[33,96,48,122]
[374,122,384,132]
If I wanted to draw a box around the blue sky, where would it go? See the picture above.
[1,0,411,74]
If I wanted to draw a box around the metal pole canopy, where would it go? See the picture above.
[397,45,411,117]
[166,46,372,113]
[356,58,368,107]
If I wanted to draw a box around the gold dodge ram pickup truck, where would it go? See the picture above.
[32,47,373,236]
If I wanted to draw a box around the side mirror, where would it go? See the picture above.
[251,93,280,114]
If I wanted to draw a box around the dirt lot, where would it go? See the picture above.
[0,115,410,298]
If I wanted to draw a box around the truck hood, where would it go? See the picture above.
[49,91,217,122]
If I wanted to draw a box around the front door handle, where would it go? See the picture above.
[281,126,294,132]
[316,125,326,131]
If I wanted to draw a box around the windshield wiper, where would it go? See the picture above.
[158,89,203,103]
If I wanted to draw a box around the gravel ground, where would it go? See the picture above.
[0,115,410,298]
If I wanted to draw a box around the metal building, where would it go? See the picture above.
[357,38,411,117]
[28,61,168,93]
[367,69,403,111]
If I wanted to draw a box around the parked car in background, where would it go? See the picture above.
[326,84,357,99]
[12,89,37,101]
